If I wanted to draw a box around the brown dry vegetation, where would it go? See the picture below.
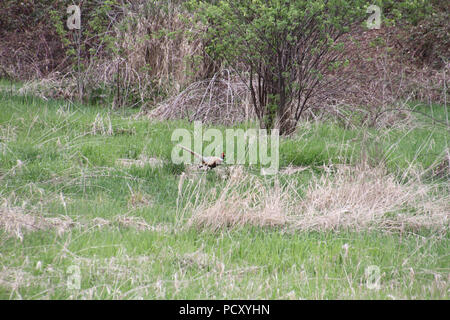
[1,1,448,126]
[0,2,448,300]
[147,70,253,125]
[0,205,74,241]
[332,25,449,110]
[0,0,214,106]
[182,165,449,233]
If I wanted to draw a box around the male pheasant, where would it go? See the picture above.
[177,145,225,169]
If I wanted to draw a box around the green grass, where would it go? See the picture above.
[0,89,448,299]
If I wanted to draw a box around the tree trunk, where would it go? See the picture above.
[278,114,296,135]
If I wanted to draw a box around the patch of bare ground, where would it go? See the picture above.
[183,166,449,233]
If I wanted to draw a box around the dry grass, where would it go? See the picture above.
[90,215,169,233]
[91,113,113,136]
[7,1,209,107]
[294,165,449,232]
[109,1,208,101]
[0,204,74,241]
[16,76,76,101]
[185,167,290,231]
[0,123,17,143]
[115,155,165,169]
[336,26,449,109]
[0,247,255,299]
[182,165,449,233]
[147,70,253,125]
[114,215,159,232]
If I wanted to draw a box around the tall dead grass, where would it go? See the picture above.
[15,0,209,106]
[92,0,208,106]
[294,165,449,232]
[180,167,290,231]
[181,165,449,233]
[147,70,253,125]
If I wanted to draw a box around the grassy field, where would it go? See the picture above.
[0,84,448,299]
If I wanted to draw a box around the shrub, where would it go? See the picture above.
[189,0,370,135]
